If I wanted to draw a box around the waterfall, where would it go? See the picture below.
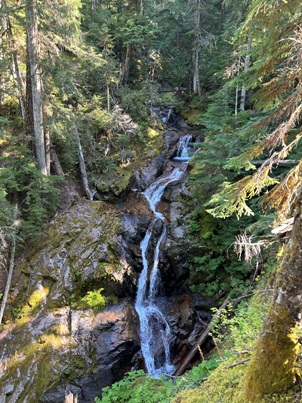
[173,134,192,163]
[135,167,184,377]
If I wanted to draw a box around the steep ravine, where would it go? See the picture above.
[0,129,212,402]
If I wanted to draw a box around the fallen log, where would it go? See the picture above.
[173,296,230,377]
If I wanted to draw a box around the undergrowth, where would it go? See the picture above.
[94,283,302,402]
[94,287,282,402]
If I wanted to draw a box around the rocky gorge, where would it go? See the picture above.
[0,127,212,403]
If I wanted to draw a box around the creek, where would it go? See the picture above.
[135,135,193,376]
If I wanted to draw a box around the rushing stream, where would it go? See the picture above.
[173,134,193,163]
[135,135,192,377]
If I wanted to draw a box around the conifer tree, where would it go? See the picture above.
[26,0,47,175]
[203,0,302,398]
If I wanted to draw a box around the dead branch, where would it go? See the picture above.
[233,233,265,264]
[227,358,250,369]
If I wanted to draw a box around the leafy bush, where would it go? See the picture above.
[96,370,173,403]
[80,288,107,311]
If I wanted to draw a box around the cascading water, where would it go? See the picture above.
[135,133,195,376]
[135,168,184,377]
[173,134,192,163]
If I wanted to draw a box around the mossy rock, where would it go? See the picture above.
[10,200,133,314]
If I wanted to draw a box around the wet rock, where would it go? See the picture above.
[155,294,212,366]
[127,129,180,192]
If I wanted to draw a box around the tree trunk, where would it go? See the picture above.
[0,205,18,325]
[235,57,241,116]
[107,84,110,112]
[121,44,132,85]
[7,17,26,123]
[26,0,47,175]
[50,144,65,177]
[74,121,93,200]
[0,0,7,106]
[240,36,251,111]
[192,0,201,96]
[244,195,302,400]
[45,129,51,175]
[192,46,201,96]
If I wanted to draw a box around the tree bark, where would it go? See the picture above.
[192,0,201,96]
[235,57,241,116]
[0,0,7,106]
[45,129,51,175]
[192,46,201,96]
[240,36,251,111]
[26,0,47,175]
[65,392,78,403]
[50,144,65,177]
[6,17,26,123]
[74,121,93,200]
[121,44,132,85]
[244,194,302,399]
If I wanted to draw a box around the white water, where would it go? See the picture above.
[135,167,184,377]
[173,134,193,163]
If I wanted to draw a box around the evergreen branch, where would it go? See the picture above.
[206,169,277,218]
[225,103,302,172]
[263,160,302,218]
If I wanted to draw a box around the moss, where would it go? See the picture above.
[171,283,302,403]
[1,313,95,402]
[243,315,300,401]
[94,124,164,196]
[60,351,93,382]
[146,127,163,153]
[180,107,203,126]
[17,285,49,322]
[2,330,68,401]
[243,209,302,401]
[171,355,302,403]
[171,356,245,403]
[13,200,124,310]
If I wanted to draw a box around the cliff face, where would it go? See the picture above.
[0,129,212,402]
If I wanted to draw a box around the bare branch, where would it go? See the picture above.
[233,233,265,264]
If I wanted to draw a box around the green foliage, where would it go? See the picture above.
[209,295,270,351]
[93,287,281,403]
[95,308,268,403]
[118,86,150,125]
[80,288,107,311]
[188,89,252,212]
[187,206,258,297]
[190,357,220,379]
[0,139,62,242]
[198,87,235,133]
[98,370,173,403]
